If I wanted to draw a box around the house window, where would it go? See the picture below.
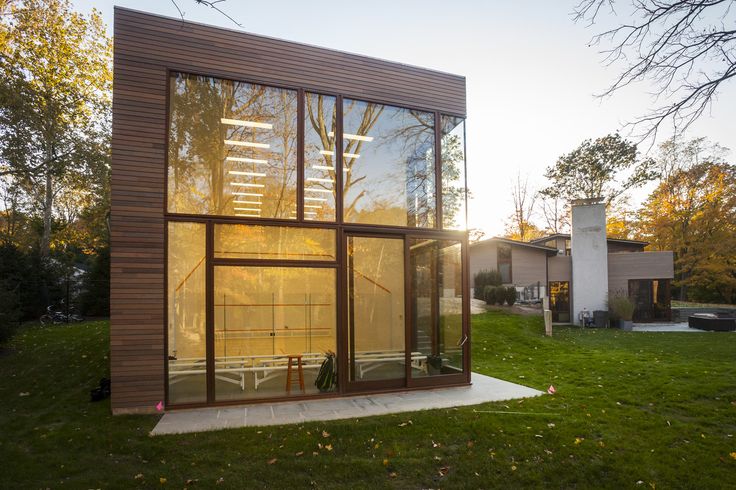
[342,99,436,227]
[564,239,571,256]
[497,244,512,283]
[441,116,466,230]
[167,222,207,405]
[549,281,570,323]
[167,73,298,219]
[303,93,337,221]
[629,279,671,322]
[214,224,336,261]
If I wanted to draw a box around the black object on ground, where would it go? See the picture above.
[688,314,736,332]
[90,377,111,402]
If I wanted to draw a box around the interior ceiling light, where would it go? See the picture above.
[235,213,260,217]
[319,150,360,159]
[226,156,268,164]
[231,182,266,188]
[304,188,332,193]
[220,118,273,129]
[229,171,266,177]
[234,207,261,212]
[224,139,270,149]
[312,165,350,172]
[232,191,263,197]
[306,177,334,183]
[328,131,373,142]
[304,204,322,209]
[233,200,261,205]
[304,197,328,202]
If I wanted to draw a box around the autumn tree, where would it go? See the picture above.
[0,0,112,257]
[541,133,658,205]
[574,0,736,138]
[637,160,736,302]
[538,194,570,235]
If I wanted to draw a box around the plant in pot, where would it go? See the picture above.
[609,293,635,330]
[427,354,443,375]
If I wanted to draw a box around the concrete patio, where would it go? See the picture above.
[151,373,542,435]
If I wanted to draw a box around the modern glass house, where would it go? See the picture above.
[110,8,469,413]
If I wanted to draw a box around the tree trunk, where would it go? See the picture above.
[41,167,53,257]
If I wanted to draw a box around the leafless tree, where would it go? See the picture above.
[171,0,242,27]
[508,173,538,241]
[538,194,570,235]
[574,0,736,140]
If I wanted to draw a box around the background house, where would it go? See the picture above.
[470,200,674,323]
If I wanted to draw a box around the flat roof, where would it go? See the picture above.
[529,233,648,246]
[470,237,558,254]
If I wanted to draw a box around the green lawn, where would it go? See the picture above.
[1,314,735,488]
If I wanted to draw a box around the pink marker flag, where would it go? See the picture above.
[156,400,164,411]
[547,385,556,395]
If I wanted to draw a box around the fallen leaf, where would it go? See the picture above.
[267,458,277,465]
[325,444,333,451]
[159,477,167,485]
[322,430,330,438]
[295,451,304,457]
[388,472,397,478]
[730,452,736,460]
[216,477,224,485]
[134,474,144,480]
[185,479,198,485]
[511,465,517,471]
[438,466,450,477]
[383,459,389,466]
[574,437,584,445]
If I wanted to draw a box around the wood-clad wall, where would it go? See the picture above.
[110,7,466,413]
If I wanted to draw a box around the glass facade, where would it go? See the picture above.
[165,71,468,406]
[440,116,467,230]
[303,93,338,221]
[342,99,436,227]
[410,239,464,377]
[168,73,298,219]
[167,222,207,405]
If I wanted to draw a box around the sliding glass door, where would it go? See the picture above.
[346,235,407,390]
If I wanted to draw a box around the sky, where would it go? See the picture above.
[74,0,736,237]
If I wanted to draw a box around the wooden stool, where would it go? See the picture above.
[285,355,305,394]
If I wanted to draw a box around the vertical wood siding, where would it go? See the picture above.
[110,7,466,413]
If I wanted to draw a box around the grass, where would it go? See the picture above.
[1,314,735,488]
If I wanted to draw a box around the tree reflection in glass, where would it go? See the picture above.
[440,116,467,230]
[342,99,436,227]
[168,73,297,219]
[304,93,337,221]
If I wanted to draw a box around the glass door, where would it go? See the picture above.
[346,235,407,390]
[408,238,466,385]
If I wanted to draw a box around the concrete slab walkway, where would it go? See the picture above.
[632,322,695,332]
[151,373,542,435]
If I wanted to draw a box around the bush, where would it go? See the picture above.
[483,285,495,305]
[609,292,635,322]
[0,279,21,344]
[493,286,506,305]
[473,269,502,300]
[506,287,517,306]
[80,246,110,316]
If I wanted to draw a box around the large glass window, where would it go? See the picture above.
[410,239,464,377]
[214,266,337,401]
[168,73,297,219]
[304,93,337,221]
[342,99,436,227]
[347,236,406,381]
[549,281,570,323]
[167,222,207,405]
[440,116,467,230]
[498,244,512,283]
[214,225,336,261]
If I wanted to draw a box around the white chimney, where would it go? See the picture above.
[571,198,608,324]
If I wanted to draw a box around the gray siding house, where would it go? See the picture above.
[470,200,674,323]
